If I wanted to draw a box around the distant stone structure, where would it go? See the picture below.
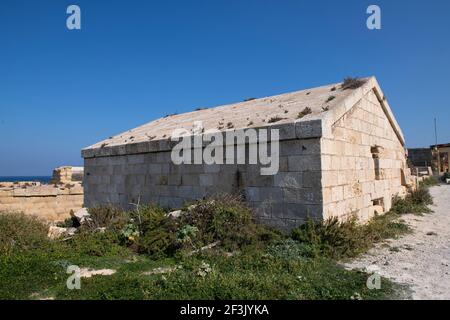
[408,148,432,168]
[0,166,84,221]
[50,166,84,184]
[82,77,414,230]
[431,143,450,175]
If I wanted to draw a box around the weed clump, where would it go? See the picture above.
[291,214,410,260]
[419,176,439,187]
[268,116,284,123]
[297,107,312,119]
[326,95,336,103]
[390,186,433,215]
[341,77,366,90]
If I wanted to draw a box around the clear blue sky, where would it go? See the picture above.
[1,0,449,176]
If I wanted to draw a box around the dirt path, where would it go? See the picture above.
[345,184,450,300]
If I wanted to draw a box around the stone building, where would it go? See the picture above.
[431,143,450,174]
[82,77,413,230]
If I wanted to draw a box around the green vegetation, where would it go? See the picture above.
[0,212,49,255]
[442,172,450,182]
[419,176,439,188]
[0,187,435,300]
[390,184,434,215]
[341,77,366,90]
[297,107,312,119]
[291,213,410,260]
[268,116,284,123]
[325,95,335,103]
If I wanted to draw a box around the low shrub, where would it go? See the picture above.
[291,213,410,260]
[419,176,439,188]
[409,187,433,205]
[266,239,315,260]
[291,217,363,259]
[134,207,178,258]
[390,186,433,214]
[67,231,127,258]
[180,195,280,251]
[83,206,130,232]
[0,212,49,255]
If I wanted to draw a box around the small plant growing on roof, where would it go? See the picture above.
[326,95,335,103]
[227,122,234,129]
[268,116,284,123]
[322,106,330,112]
[297,107,312,119]
[330,86,336,91]
[163,113,178,118]
[247,121,254,126]
[244,98,256,102]
[341,77,366,90]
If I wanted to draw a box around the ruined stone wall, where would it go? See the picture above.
[50,166,84,184]
[0,183,83,221]
[83,122,323,230]
[321,90,409,222]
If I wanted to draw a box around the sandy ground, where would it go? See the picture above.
[345,184,450,300]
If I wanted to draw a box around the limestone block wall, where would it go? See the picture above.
[0,183,84,221]
[83,122,323,230]
[50,166,84,184]
[321,89,409,222]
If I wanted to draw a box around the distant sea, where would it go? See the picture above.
[0,176,52,184]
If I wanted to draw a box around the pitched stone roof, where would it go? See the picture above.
[82,76,404,158]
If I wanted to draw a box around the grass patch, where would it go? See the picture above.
[0,190,427,300]
[51,249,397,300]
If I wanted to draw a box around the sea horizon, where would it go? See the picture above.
[0,176,52,183]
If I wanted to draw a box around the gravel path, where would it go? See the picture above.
[345,184,450,300]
